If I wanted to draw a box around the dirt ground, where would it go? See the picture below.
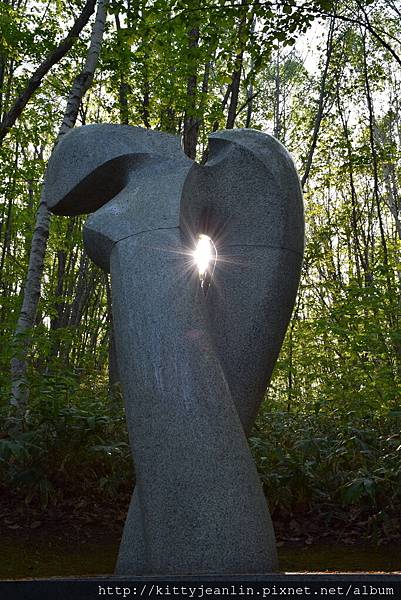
[2,522,400,579]
[1,489,400,579]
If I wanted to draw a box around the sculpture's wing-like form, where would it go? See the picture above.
[44,124,192,270]
[44,124,186,215]
[181,129,304,433]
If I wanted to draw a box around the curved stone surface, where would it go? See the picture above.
[180,129,304,434]
[44,125,304,575]
[111,228,278,574]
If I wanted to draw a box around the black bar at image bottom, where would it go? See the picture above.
[0,576,401,600]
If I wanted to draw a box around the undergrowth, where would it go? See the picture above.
[0,396,400,544]
[251,409,401,544]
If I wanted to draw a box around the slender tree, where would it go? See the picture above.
[10,0,108,414]
[0,0,97,144]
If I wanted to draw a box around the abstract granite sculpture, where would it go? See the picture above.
[44,125,304,576]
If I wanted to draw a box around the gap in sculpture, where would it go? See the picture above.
[44,125,304,576]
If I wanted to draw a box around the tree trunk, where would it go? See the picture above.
[183,25,200,159]
[373,123,401,241]
[245,75,254,128]
[362,34,391,288]
[337,90,367,285]
[226,52,243,130]
[301,17,335,188]
[10,0,108,414]
[0,0,97,144]
[226,4,251,130]
[0,11,6,121]
[245,18,256,129]
[105,273,120,402]
[115,14,129,125]
[273,46,281,139]
[68,254,92,327]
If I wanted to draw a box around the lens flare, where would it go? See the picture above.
[193,234,216,292]
[193,234,213,276]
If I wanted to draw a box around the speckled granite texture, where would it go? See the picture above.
[44,126,304,576]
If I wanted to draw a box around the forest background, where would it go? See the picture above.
[0,0,400,574]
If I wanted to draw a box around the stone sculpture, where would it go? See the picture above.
[44,125,304,576]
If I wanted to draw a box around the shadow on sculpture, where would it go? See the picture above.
[44,125,304,576]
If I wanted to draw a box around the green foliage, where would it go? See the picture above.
[250,411,401,542]
[2,403,400,544]
[0,388,132,509]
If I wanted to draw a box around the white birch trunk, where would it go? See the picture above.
[10,0,108,412]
